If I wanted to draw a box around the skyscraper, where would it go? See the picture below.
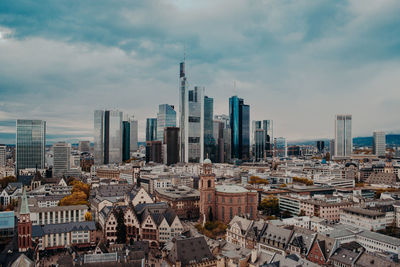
[179,60,188,162]
[157,104,176,141]
[78,141,90,153]
[254,129,266,161]
[252,120,273,159]
[16,120,46,174]
[129,117,138,152]
[316,140,325,153]
[334,114,352,158]
[275,137,287,158]
[53,142,70,177]
[163,127,180,166]
[229,96,250,160]
[122,121,130,162]
[204,96,215,161]
[146,118,157,142]
[94,110,123,165]
[373,131,386,157]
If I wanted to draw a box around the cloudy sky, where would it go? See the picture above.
[1,0,400,144]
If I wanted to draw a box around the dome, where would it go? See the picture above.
[203,158,212,164]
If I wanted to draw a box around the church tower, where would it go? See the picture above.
[199,159,216,222]
[18,189,32,252]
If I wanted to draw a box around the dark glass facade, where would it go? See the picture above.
[229,96,250,160]
[164,127,180,165]
[146,118,157,142]
[204,96,215,161]
[122,121,130,161]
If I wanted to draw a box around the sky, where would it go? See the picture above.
[1,0,400,144]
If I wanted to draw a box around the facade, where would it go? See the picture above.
[279,195,301,216]
[252,120,273,158]
[0,144,5,167]
[373,131,386,157]
[145,141,162,163]
[129,117,138,152]
[275,137,287,158]
[163,127,179,166]
[340,207,386,231]
[122,121,130,161]
[199,160,257,223]
[214,115,231,163]
[156,104,176,141]
[146,118,157,142]
[94,110,123,164]
[154,186,200,220]
[204,96,216,162]
[16,119,46,174]
[229,96,250,160]
[0,211,15,237]
[335,114,352,158]
[53,142,70,177]
[300,199,353,222]
[316,141,325,153]
[186,86,204,163]
[254,129,266,161]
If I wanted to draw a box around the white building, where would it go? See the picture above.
[373,131,386,157]
[53,142,71,177]
[334,114,352,158]
[340,207,386,231]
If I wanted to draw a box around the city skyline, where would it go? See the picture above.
[1,1,400,144]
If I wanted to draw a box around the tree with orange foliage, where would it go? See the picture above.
[249,176,269,185]
[84,211,93,221]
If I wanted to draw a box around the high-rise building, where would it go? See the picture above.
[275,137,287,158]
[53,142,70,177]
[229,96,250,160]
[214,114,231,163]
[122,121,130,162]
[78,141,90,153]
[254,129,266,161]
[329,139,335,157]
[157,104,176,141]
[316,140,325,153]
[93,110,123,165]
[163,127,180,166]
[145,141,162,163]
[373,131,386,157]
[252,120,273,159]
[334,115,352,158]
[146,118,157,142]
[16,120,46,175]
[129,117,138,152]
[179,60,188,163]
[0,145,6,167]
[204,96,215,161]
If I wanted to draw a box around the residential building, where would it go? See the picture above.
[300,199,353,222]
[16,119,46,175]
[335,114,352,158]
[229,96,250,160]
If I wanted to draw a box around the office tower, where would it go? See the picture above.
[78,141,90,153]
[145,141,162,163]
[129,118,138,152]
[93,110,123,165]
[204,96,215,161]
[214,114,230,128]
[329,139,335,157]
[288,145,301,156]
[229,96,250,160]
[254,129,266,161]
[187,86,204,163]
[179,60,188,163]
[157,104,176,141]
[373,131,386,157]
[53,142,70,177]
[316,141,325,153]
[0,145,5,167]
[94,110,104,165]
[164,127,179,165]
[213,120,224,163]
[252,120,273,158]
[16,120,46,174]
[275,137,287,157]
[146,118,157,142]
[334,114,352,158]
[122,121,130,161]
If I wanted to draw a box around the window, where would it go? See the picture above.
[208,180,211,188]
[230,207,233,220]
[208,193,211,203]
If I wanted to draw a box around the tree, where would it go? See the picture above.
[281,210,292,219]
[59,191,88,206]
[84,212,93,221]
[116,208,127,244]
[259,198,280,216]
[249,176,269,185]
[0,176,17,188]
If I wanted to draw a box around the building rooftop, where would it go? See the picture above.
[341,207,385,217]
[155,186,199,200]
[0,211,15,229]
[358,230,400,246]
[216,184,250,193]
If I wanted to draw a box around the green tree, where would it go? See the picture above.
[0,176,17,188]
[258,198,280,216]
[116,208,127,244]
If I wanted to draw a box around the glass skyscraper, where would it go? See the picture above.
[16,119,46,174]
[334,114,352,158]
[275,137,287,157]
[252,119,273,158]
[229,96,250,160]
[157,104,176,141]
[146,118,157,142]
[122,121,130,161]
[94,110,123,165]
[204,96,215,161]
